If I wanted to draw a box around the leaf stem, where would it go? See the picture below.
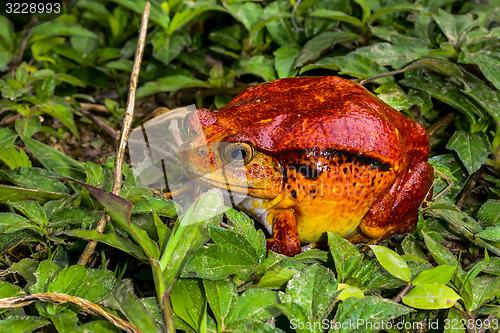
[393,283,412,304]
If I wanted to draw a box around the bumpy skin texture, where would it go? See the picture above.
[179,76,434,256]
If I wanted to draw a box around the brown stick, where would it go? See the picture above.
[80,103,109,113]
[80,108,118,139]
[78,2,151,266]
[0,293,142,333]
[9,17,38,76]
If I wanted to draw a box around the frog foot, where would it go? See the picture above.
[266,210,301,256]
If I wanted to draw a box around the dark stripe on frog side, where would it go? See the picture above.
[283,148,392,178]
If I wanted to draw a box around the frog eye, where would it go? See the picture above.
[220,143,255,166]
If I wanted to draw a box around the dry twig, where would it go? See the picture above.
[80,108,118,139]
[9,17,38,75]
[0,293,142,333]
[78,2,151,266]
[80,103,109,113]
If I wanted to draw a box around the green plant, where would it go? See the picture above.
[1,0,499,332]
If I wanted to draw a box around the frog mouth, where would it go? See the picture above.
[196,176,263,191]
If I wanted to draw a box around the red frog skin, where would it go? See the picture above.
[179,76,433,256]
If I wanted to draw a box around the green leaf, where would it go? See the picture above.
[425,203,483,235]
[0,147,32,170]
[444,308,466,333]
[470,275,500,311]
[401,234,427,261]
[257,265,299,289]
[310,9,362,27]
[374,82,412,111]
[21,136,85,179]
[132,197,177,217]
[168,3,222,34]
[211,225,259,261]
[60,179,133,230]
[0,213,31,233]
[412,265,457,286]
[151,31,191,65]
[0,184,68,203]
[263,2,296,47]
[84,161,109,189]
[46,265,115,302]
[337,283,364,301]
[31,37,65,63]
[37,103,79,138]
[54,74,85,87]
[45,309,78,333]
[129,223,160,259]
[432,9,460,47]
[328,232,363,282]
[35,76,55,101]
[476,226,500,242]
[368,3,422,23]
[61,229,147,261]
[226,2,262,31]
[136,75,210,99]
[0,316,51,332]
[400,74,486,123]
[209,26,243,52]
[279,265,337,326]
[75,320,122,333]
[302,53,389,81]
[224,209,266,261]
[161,189,224,287]
[370,245,411,283]
[477,200,500,226]
[234,56,277,82]
[8,200,47,226]
[422,231,458,266]
[460,79,500,124]
[110,0,170,28]
[52,44,84,64]
[0,128,18,149]
[402,283,461,309]
[446,131,491,175]
[203,279,236,332]
[153,212,170,253]
[0,230,37,256]
[294,31,359,68]
[8,259,41,289]
[5,167,69,194]
[226,288,280,325]
[30,260,62,294]
[482,257,500,276]
[355,38,429,69]
[459,48,500,90]
[181,226,260,281]
[273,46,300,78]
[0,281,24,298]
[103,279,162,333]
[334,296,413,333]
[170,278,207,332]
[15,116,41,139]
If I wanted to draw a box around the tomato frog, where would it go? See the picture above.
[179,76,433,256]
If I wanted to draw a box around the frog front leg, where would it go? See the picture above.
[266,209,302,256]
[358,161,434,241]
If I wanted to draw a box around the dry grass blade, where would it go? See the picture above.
[0,293,142,333]
[78,2,151,266]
